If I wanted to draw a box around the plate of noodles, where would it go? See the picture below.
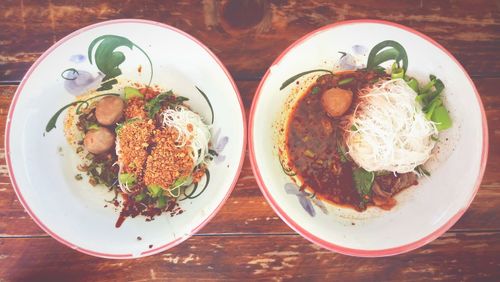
[6,19,246,258]
[249,20,488,256]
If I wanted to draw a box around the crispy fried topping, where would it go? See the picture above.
[124,98,147,119]
[144,127,194,189]
[117,120,155,178]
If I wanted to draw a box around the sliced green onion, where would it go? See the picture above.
[391,68,405,79]
[119,173,136,186]
[157,193,166,208]
[134,193,146,202]
[406,78,419,93]
[431,105,452,131]
[338,77,354,86]
[147,184,163,198]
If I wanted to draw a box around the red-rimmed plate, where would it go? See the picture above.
[6,19,246,258]
[249,20,487,257]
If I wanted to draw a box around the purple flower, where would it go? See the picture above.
[211,128,228,164]
[62,69,104,96]
[284,183,328,217]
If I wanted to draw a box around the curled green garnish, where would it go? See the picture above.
[367,40,408,73]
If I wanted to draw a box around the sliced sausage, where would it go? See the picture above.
[321,87,353,117]
[84,127,115,154]
[95,96,125,126]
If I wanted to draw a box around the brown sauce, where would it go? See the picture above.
[285,70,415,211]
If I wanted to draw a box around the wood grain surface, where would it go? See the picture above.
[0,0,499,281]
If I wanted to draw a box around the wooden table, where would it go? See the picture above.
[1,1,499,281]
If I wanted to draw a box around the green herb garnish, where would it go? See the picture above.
[144,90,189,118]
[353,168,374,201]
[431,105,452,131]
[336,140,349,163]
[147,184,163,198]
[414,75,452,131]
[134,193,146,202]
[145,90,173,118]
[157,193,167,208]
[118,173,136,186]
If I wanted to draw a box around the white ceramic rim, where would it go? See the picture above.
[248,19,489,257]
[5,19,247,259]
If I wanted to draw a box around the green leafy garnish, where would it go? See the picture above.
[353,168,374,201]
[157,193,167,208]
[311,86,320,95]
[336,139,349,163]
[88,35,153,91]
[144,91,190,118]
[406,77,419,93]
[414,75,452,131]
[431,105,452,131]
[45,93,119,133]
[147,184,163,198]
[145,90,172,118]
[367,40,408,73]
[280,69,333,90]
[118,173,136,186]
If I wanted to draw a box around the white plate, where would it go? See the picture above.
[6,19,246,258]
[249,20,488,256]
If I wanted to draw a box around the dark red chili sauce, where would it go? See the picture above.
[285,70,417,211]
